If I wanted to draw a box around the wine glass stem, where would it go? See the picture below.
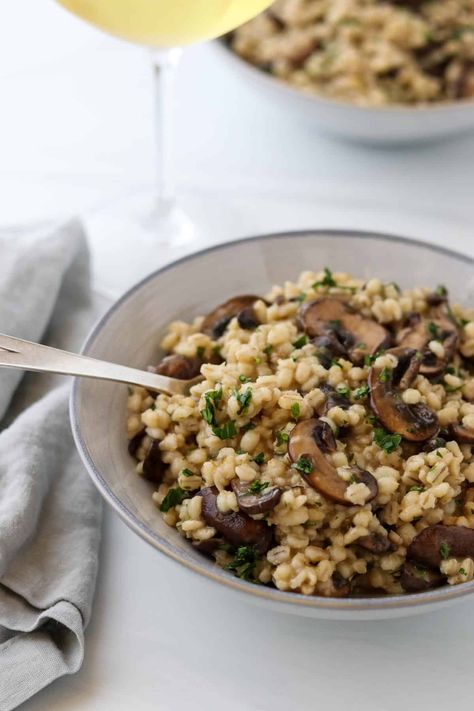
[151,48,182,209]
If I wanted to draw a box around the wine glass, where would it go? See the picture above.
[55,0,273,291]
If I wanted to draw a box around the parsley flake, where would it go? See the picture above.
[160,487,189,512]
[408,484,424,492]
[248,479,269,493]
[427,321,440,339]
[292,456,314,475]
[252,452,265,466]
[236,387,252,415]
[373,427,402,454]
[293,335,308,349]
[312,267,337,289]
[379,367,391,383]
[225,546,260,581]
[196,346,205,358]
[239,374,251,383]
[435,284,447,296]
[459,567,467,576]
[180,468,194,478]
[439,541,451,560]
[263,345,273,356]
[276,431,289,446]
[336,384,350,396]
[212,421,237,440]
[354,385,370,400]
[291,402,301,420]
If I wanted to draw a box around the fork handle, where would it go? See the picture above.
[0,333,188,395]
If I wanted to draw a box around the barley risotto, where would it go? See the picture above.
[229,0,474,106]
[126,269,474,597]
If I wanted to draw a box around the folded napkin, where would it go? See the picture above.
[0,221,102,711]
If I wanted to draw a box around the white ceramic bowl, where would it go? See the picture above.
[71,230,474,620]
[214,41,474,145]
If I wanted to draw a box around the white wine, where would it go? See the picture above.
[57,0,273,47]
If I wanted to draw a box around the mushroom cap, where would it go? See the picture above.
[297,297,390,364]
[199,487,272,554]
[407,524,474,568]
[396,311,458,376]
[287,418,377,505]
[151,354,202,380]
[399,562,445,593]
[368,347,439,441]
[231,479,282,515]
[450,423,474,444]
[357,532,394,555]
[142,440,166,483]
[201,295,263,339]
[128,427,145,456]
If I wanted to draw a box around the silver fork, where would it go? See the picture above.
[0,333,202,396]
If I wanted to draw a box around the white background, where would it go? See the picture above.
[1,1,474,709]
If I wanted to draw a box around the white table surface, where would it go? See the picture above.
[2,2,474,709]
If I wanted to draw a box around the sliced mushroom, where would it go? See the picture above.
[450,423,474,444]
[288,418,377,505]
[231,479,282,515]
[142,440,166,483]
[400,562,445,593]
[128,427,145,456]
[298,298,390,364]
[150,354,202,380]
[192,537,224,555]
[237,308,260,330]
[422,435,447,452]
[318,384,350,415]
[357,532,394,555]
[369,347,439,441]
[199,487,272,554]
[201,295,263,339]
[408,524,474,568]
[396,311,458,376]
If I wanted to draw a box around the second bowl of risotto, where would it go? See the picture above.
[216,0,474,144]
[71,230,474,619]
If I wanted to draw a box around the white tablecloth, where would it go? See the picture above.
[2,2,473,709]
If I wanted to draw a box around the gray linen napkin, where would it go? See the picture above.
[0,221,103,711]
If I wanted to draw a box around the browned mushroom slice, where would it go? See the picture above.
[298,298,390,364]
[128,427,146,456]
[400,562,445,593]
[151,354,202,380]
[142,440,166,483]
[288,418,377,505]
[368,347,439,441]
[231,479,282,515]
[397,312,458,376]
[200,487,272,554]
[201,295,263,339]
[192,537,224,555]
[408,524,474,568]
[318,384,350,415]
[450,423,474,444]
[357,532,394,554]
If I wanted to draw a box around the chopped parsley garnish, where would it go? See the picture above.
[252,452,265,466]
[460,318,471,327]
[439,541,451,560]
[263,345,273,356]
[295,293,306,303]
[200,387,222,426]
[212,345,222,359]
[435,284,447,296]
[235,387,252,415]
[408,484,425,492]
[248,479,269,493]
[150,403,156,411]
[366,414,376,425]
[354,384,370,400]
[331,359,343,368]
[427,321,440,339]
[364,349,385,366]
[212,421,237,440]
[291,402,301,420]
[349,473,359,485]
[254,357,262,365]
[180,468,194,478]
[336,384,350,396]
[312,267,337,289]
[293,335,308,349]
[459,567,467,575]
[241,422,256,432]
[276,431,289,446]
[379,367,391,383]
[196,346,205,358]
[292,456,314,475]
[355,342,366,350]
[239,374,251,383]
[373,427,402,454]
[225,546,260,580]
[160,487,189,512]
[387,281,401,293]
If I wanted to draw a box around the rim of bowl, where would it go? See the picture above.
[214,38,474,115]
[71,228,474,613]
